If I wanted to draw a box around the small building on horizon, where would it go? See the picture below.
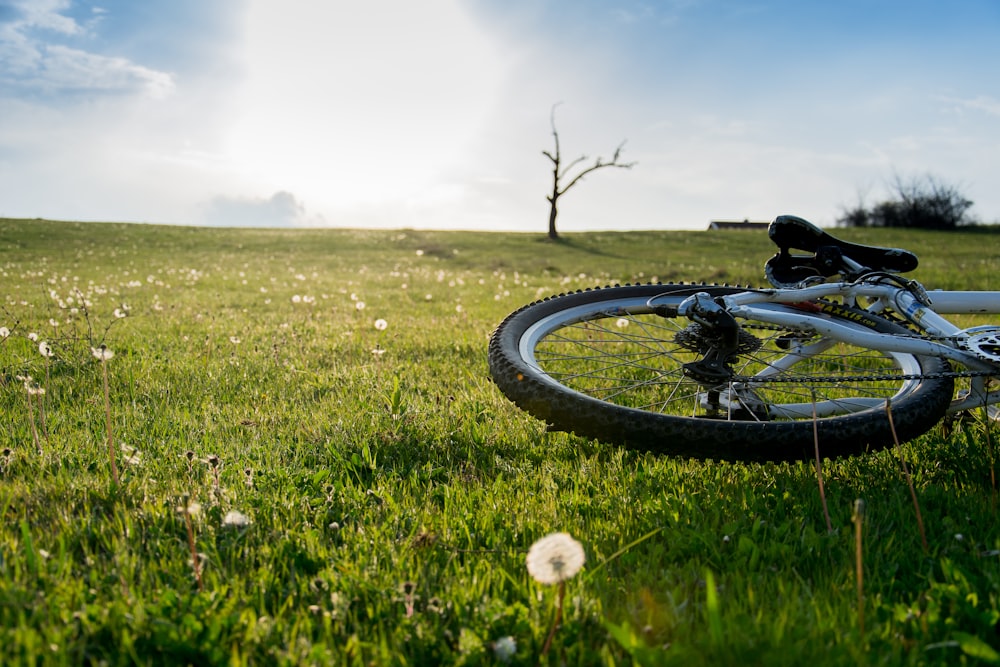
[708,218,770,231]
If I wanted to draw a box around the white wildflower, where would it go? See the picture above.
[526,532,585,585]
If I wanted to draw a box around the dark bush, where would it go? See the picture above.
[837,175,975,229]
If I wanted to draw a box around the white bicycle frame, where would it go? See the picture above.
[678,281,1000,415]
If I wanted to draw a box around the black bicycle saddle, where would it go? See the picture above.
[765,215,918,287]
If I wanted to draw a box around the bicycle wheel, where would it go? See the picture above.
[488,283,954,461]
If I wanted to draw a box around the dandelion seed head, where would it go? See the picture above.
[0,326,9,338]
[120,444,140,466]
[38,341,54,357]
[616,318,629,328]
[526,532,585,585]
[28,332,38,341]
[374,318,388,331]
[91,345,114,361]
[24,380,45,396]
[229,336,241,344]
[177,501,202,516]
[493,636,517,662]
[355,301,366,311]
[222,510,251,528]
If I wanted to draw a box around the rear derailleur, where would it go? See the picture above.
[673,292,768,420]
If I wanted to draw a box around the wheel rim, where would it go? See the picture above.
[518,296,925,423]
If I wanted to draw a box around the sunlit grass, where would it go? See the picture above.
[1,218,999,665]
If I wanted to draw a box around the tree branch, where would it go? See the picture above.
[558,141,635,196]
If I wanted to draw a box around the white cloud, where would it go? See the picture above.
[203,191,316,227]
[27,44,174,97]
[938,94,1000,118]
[0,0,173,98]
[8,0,83,36]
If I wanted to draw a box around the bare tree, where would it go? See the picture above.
[543,105,636,239]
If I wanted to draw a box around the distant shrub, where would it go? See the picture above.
[838,174,975,230]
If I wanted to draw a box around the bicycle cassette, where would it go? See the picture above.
[961,326,1000,363]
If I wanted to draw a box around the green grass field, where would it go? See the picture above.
[2,217,1000,665]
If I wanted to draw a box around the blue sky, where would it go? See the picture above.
[1,0,998,231]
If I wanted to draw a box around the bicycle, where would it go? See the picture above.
[488,215,1000,461]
